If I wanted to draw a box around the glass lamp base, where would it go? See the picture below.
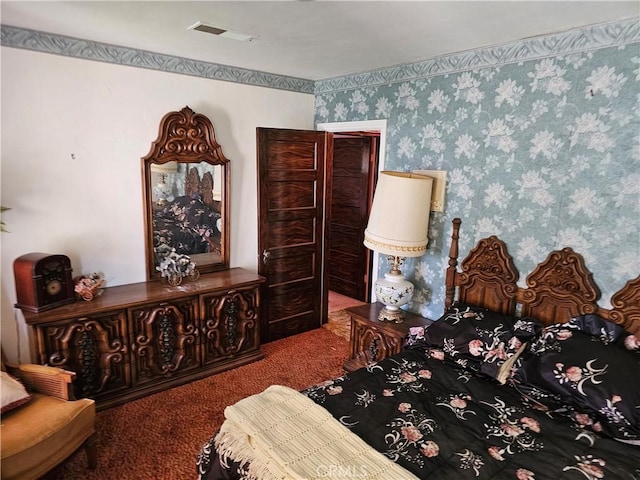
[374,271,414,323]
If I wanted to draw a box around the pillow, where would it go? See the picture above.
[566,314,629,344]
[513,322,640,442]
[1,371,32,413]
[568,314,640,354]
[405,302,542,383]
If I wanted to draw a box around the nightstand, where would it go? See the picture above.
[344,302,433,372]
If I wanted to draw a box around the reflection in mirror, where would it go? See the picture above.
[151,162,223,269]
[142,107,230,280]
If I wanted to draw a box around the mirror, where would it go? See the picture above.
[141,106,230,281]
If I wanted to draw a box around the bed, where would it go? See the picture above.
[196,218,640,479]
[153,167,222,264]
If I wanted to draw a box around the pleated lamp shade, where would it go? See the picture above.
[364,171,433,258]
[150,161,178,174]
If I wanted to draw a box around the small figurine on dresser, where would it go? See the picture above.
[74,272,105,301]
[156,248,200,286]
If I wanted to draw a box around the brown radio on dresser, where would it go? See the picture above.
[13,253,75,313]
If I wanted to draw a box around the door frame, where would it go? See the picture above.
[316,119,388,302]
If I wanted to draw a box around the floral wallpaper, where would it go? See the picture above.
[315,31,640,320]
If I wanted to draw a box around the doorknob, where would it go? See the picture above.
[262,250,271,264]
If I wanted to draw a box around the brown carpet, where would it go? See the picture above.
[52,325,349,480]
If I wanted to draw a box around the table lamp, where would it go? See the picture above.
[364,171,433,322]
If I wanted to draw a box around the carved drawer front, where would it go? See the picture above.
[350,321,402,363]
[35,311,130,401]
[129,297,200,388]
[201,286,261,365]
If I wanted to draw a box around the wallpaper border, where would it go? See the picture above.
[0,25,315,94]
[1,18,638,95]
[316,17,640,94]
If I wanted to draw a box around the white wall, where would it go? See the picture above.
[0,47,315,362]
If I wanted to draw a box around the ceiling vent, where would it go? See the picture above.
[187,22,254,42]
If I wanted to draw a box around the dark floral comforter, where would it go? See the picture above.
[198,348,640,479]
[153,194,221,258]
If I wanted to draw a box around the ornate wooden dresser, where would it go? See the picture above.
[21,268,264,410]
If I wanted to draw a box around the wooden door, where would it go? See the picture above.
[327,136,376,301]
[257,128,333,342]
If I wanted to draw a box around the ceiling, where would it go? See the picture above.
[1,1,638,81]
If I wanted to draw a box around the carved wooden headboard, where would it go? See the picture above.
[445,218,640,335]
[185,168,217,212]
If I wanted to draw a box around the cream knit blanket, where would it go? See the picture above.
[213,385,417,480]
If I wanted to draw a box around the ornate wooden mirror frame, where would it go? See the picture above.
[141,106,230,281]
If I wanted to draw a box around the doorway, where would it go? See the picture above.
[327,133,378,303]
[318,120,387,306]
[256,121,386,342]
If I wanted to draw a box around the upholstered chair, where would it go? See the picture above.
[1,355,97,479]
